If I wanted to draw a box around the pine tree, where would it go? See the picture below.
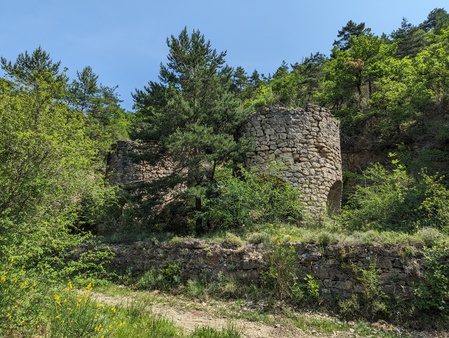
[333,20,370,51]
[133,27,250,232]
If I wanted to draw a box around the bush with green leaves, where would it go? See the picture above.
[136,263,182,291]
[0,48,122,272]
[261,242,319,304]
[0,261,43,336]
[414,243,449,314]
[200,166,303,231]
[342,157,449,233]
[339,261,389,321]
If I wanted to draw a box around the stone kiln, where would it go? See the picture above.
[244,104,342,216]
[108,104,343,218]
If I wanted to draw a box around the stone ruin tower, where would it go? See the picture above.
[243,104,342,217]
[108,104,343,218]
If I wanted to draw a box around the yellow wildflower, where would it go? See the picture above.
[94,324,103,332]
[67,281,73,292]
[86,283,93,291]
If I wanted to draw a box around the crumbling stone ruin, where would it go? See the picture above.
[244,104,342,216]
[108,104,342,218]
[108,140,175,188]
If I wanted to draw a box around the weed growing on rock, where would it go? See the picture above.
[338,261,389,321]
[260,241,320,305]
[136,263,182,291]
[414,243,449,314]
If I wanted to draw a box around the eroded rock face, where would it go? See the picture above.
[243,104,342,217]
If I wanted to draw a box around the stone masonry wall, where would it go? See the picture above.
[107,140,175,188]
[108,104,343,217]
[107,141,186,213]
[110,240,424,301]
[244,104,342,216]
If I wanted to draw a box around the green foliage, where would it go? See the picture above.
[243,55,327,109]
[414,243,449,313]
[391,18,426,58]
[69,66,130,146]
[188,326,241,338]
[0,262,43,336]
[339,262,389,321]
[310,9,449,171]
[292,313,349,334]
[420,8,449,33]
[46,284,115,338]
[132,28,251,233]
[200,166,303,231]
[244,82,275,109]
[0,48,120,273]
[185,277,208,298]
[1,265,243,337]
[342,158,449,234]
[0,46,68,94]
[114,302,183,338]
[0,263,116,337]
[222,232,244,248]
[1,270,214,337]
[315,230,339,247]
[136,263,182,291]
[333,20,370,51]
[416,227,446,247]
[269,61,302,107]
[261,243,319,304]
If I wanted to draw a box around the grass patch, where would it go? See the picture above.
[0,264,243,338]
[188,326,241,338]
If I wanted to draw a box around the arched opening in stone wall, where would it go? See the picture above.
[327,180,342,215]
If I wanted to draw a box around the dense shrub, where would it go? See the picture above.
[261,242,319,304]
[342,158,449,233]
[200,166,303,231]
[136,263,182,291]
[414,243,449,314]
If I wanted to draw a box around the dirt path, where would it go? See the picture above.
[89,291,448,338]
[90,291,338,337]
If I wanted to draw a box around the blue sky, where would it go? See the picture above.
[1,0,446,110]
